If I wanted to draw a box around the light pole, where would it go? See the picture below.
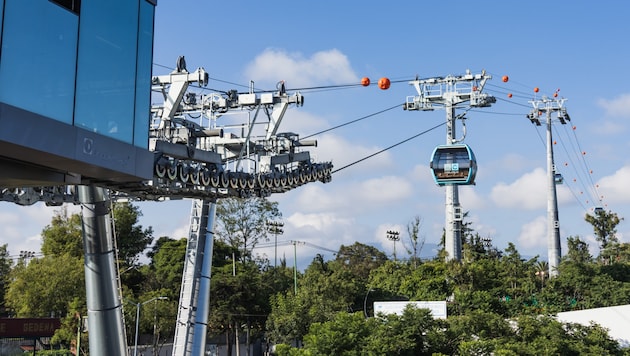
[267,220,284,267]
[134,296,168,356]
[386,230,400,261]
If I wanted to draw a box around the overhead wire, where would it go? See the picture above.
[331,122,446,174]
[156,61,607,211]
[552,125,591,212]
[302,104,402,140]
[482,74,607,213]
[554,123,604,210]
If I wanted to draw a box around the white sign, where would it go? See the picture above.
[373,301,447,319]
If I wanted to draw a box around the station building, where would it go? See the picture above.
[0,0,156,188]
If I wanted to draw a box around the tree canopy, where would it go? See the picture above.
[4,204,630,354]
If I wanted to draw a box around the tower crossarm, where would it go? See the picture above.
[527,96,570,126]
[403,70,496,111]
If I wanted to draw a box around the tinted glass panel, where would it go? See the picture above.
[0,0,4,44]
[49,0,80,14]
[75,1,138,143]
[134,1,154,148]
[0,0,77,124]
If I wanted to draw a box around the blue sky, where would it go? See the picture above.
[4,1,630,269]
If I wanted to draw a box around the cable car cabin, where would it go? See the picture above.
[430,144,477,185]
[554,173,564,184]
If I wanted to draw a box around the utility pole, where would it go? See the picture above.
[404,70,495,261]
[527,92,570,277]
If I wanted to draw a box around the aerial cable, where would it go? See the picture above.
[468,108,526,116]
[553,125,594,202]
[302,104,402,140]
[566,125,604,206]
[332,122,446,174]
[553,127,593,212]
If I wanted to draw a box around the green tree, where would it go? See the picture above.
[215,197,280,262]
[302,311,370,356]
[6,253,85,317]
[584,209,623,254]
[208,261,270,355]
[565,235,592,264]
[334,242,387,282]
[267,249,374,346]
[266,291,309,346]
[404,215,425,268]
[365,306,445,355]
[0,244,12,316]
[144,236,187,300]
[40,207,83,258]
[112,201,154,267]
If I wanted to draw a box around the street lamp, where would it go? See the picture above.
[386,230,400,261]
[267,220,284,267]
[134,296,168,356]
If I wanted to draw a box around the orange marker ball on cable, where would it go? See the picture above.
[507,93,513,98]
[378,77,391,90]
[534,87,540,93]
[361,77,370,87]
[502,75,509,82]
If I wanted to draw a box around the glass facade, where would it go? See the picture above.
[0,0,154,148]
[0,0,4,45]
[134,1,156,148]
[0,0,78,124]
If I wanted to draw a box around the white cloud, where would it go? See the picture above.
[591,120,625,135]
[275,109,329,136]
[489,167,574,210]
[0,204,80,256]
[291,174,412,215]
[410,164,432,183]
[596,165,630,203]
[459,185,487,210]
[310,133,395,175]
[518,216,547,249]
[491,168,547,209]
[597,93,630,118]
[288,211,353,231]
[244,48,359,88]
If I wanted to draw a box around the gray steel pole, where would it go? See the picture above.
[78,185,127,356]
[134,302,140,356]
[444,102,462,261]
[546,111,561,276]
[191,200,216,355]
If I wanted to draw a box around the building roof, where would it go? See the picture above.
[557,304,630,348]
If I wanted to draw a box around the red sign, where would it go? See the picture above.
[0,318,61,338]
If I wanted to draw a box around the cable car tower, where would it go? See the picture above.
[526,93,570,277]
[404,70,495,261]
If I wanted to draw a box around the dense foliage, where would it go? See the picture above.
[2,204,630,354]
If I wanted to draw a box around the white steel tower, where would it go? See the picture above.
[527,94,570,276]
[404,70,495,261]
